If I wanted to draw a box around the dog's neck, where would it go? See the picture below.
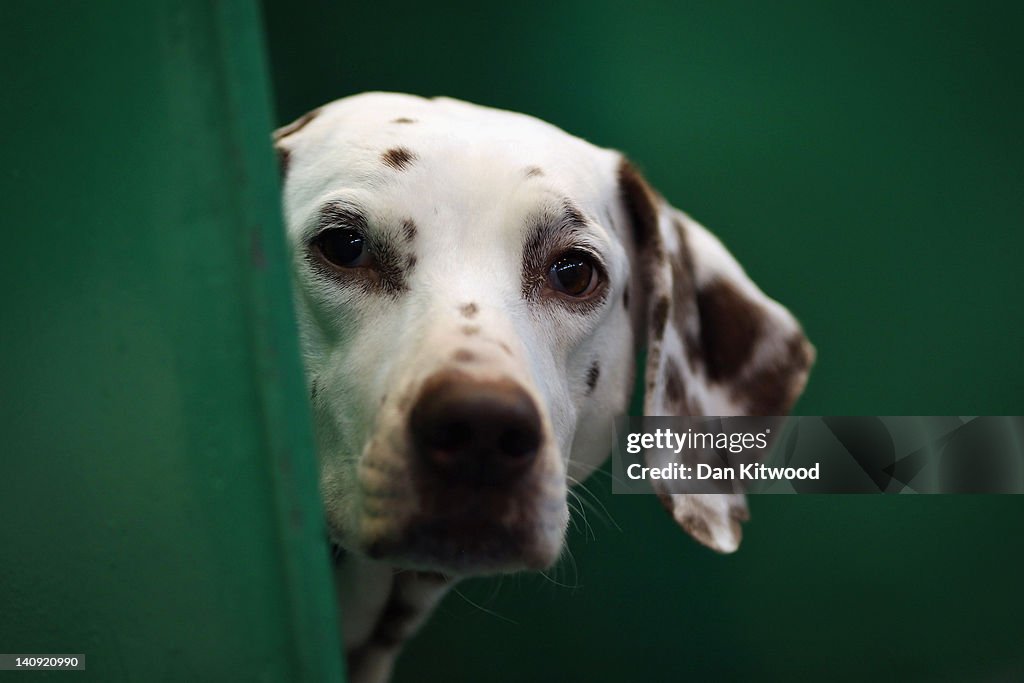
[332,546,455,683]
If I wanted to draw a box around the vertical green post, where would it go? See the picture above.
[0,2,343,680]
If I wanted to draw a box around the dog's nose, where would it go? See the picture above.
[410,373,542,484]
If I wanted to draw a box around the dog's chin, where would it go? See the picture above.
[358,520,564,576]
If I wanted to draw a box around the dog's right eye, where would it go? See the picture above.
[314,228,370,268]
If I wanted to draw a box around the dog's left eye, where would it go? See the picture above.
[547,251,600,298]
[314,228,370,268]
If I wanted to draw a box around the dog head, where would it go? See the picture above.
[274,92,813,574]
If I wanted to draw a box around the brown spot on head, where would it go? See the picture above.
[460,302,479,318]
[524,166,544,178]
[585,361,600,395]
[391,117,416,124]
[461,325,480,336]
[381,146,417,171]
[697,279,762,382]
[453,349,476,363]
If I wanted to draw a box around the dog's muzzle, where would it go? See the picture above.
[360,369,565,573]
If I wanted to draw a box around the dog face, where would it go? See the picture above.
[275,93,814,574]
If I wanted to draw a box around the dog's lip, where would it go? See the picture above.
[362,519,561,575]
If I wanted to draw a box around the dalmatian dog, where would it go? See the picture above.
[274,92,814,683]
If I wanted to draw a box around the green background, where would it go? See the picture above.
[1,1,1021,681]
[263,1,1024,681]
[0,3,342,680]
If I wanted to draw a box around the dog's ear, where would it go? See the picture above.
[617,158,815,553]
[272,107,323,176]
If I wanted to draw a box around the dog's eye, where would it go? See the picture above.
[314,228,370,268]
[547,251,599,297]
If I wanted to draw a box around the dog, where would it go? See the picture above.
[274,92,814,682]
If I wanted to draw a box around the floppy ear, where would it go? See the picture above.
[618,158,815,553]
[272,106,323,176]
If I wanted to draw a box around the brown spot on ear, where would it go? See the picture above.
[671,219,702,370]
[524,166,544,178]
[273,107,323,176]
[453,349,475,362]
[273,107,322,143]
[462,325,480,336]
[734,333,815,415]
[382,146,417,170]
[651,296,670,340]
[460,302,479,318]
[663,358,687,412]
[680,514,712,545]
[585,361,600,394]
[697,279,762,382]
[391,117,416,124]
[402,219,417,242]
[618,158,660,254]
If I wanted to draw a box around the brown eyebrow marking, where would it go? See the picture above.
[460,302,479,318]
[381,147,417,170]
[520,199,607,312]
[391,117,416,124]
[524,166,544,178]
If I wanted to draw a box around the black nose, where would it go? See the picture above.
[410,373,542,484]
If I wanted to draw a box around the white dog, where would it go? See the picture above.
[274,92,814,682]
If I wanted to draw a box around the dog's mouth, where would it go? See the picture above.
[337,479,568,575]
[362,516,563,575]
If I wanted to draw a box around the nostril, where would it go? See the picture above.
[409,372,542,483]
[498,425,539,461]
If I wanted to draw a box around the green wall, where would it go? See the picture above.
[1,3,342,680]
[263,1,1024,681]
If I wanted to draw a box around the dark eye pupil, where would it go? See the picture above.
[550,255,594,296]
[317,229,364,267]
